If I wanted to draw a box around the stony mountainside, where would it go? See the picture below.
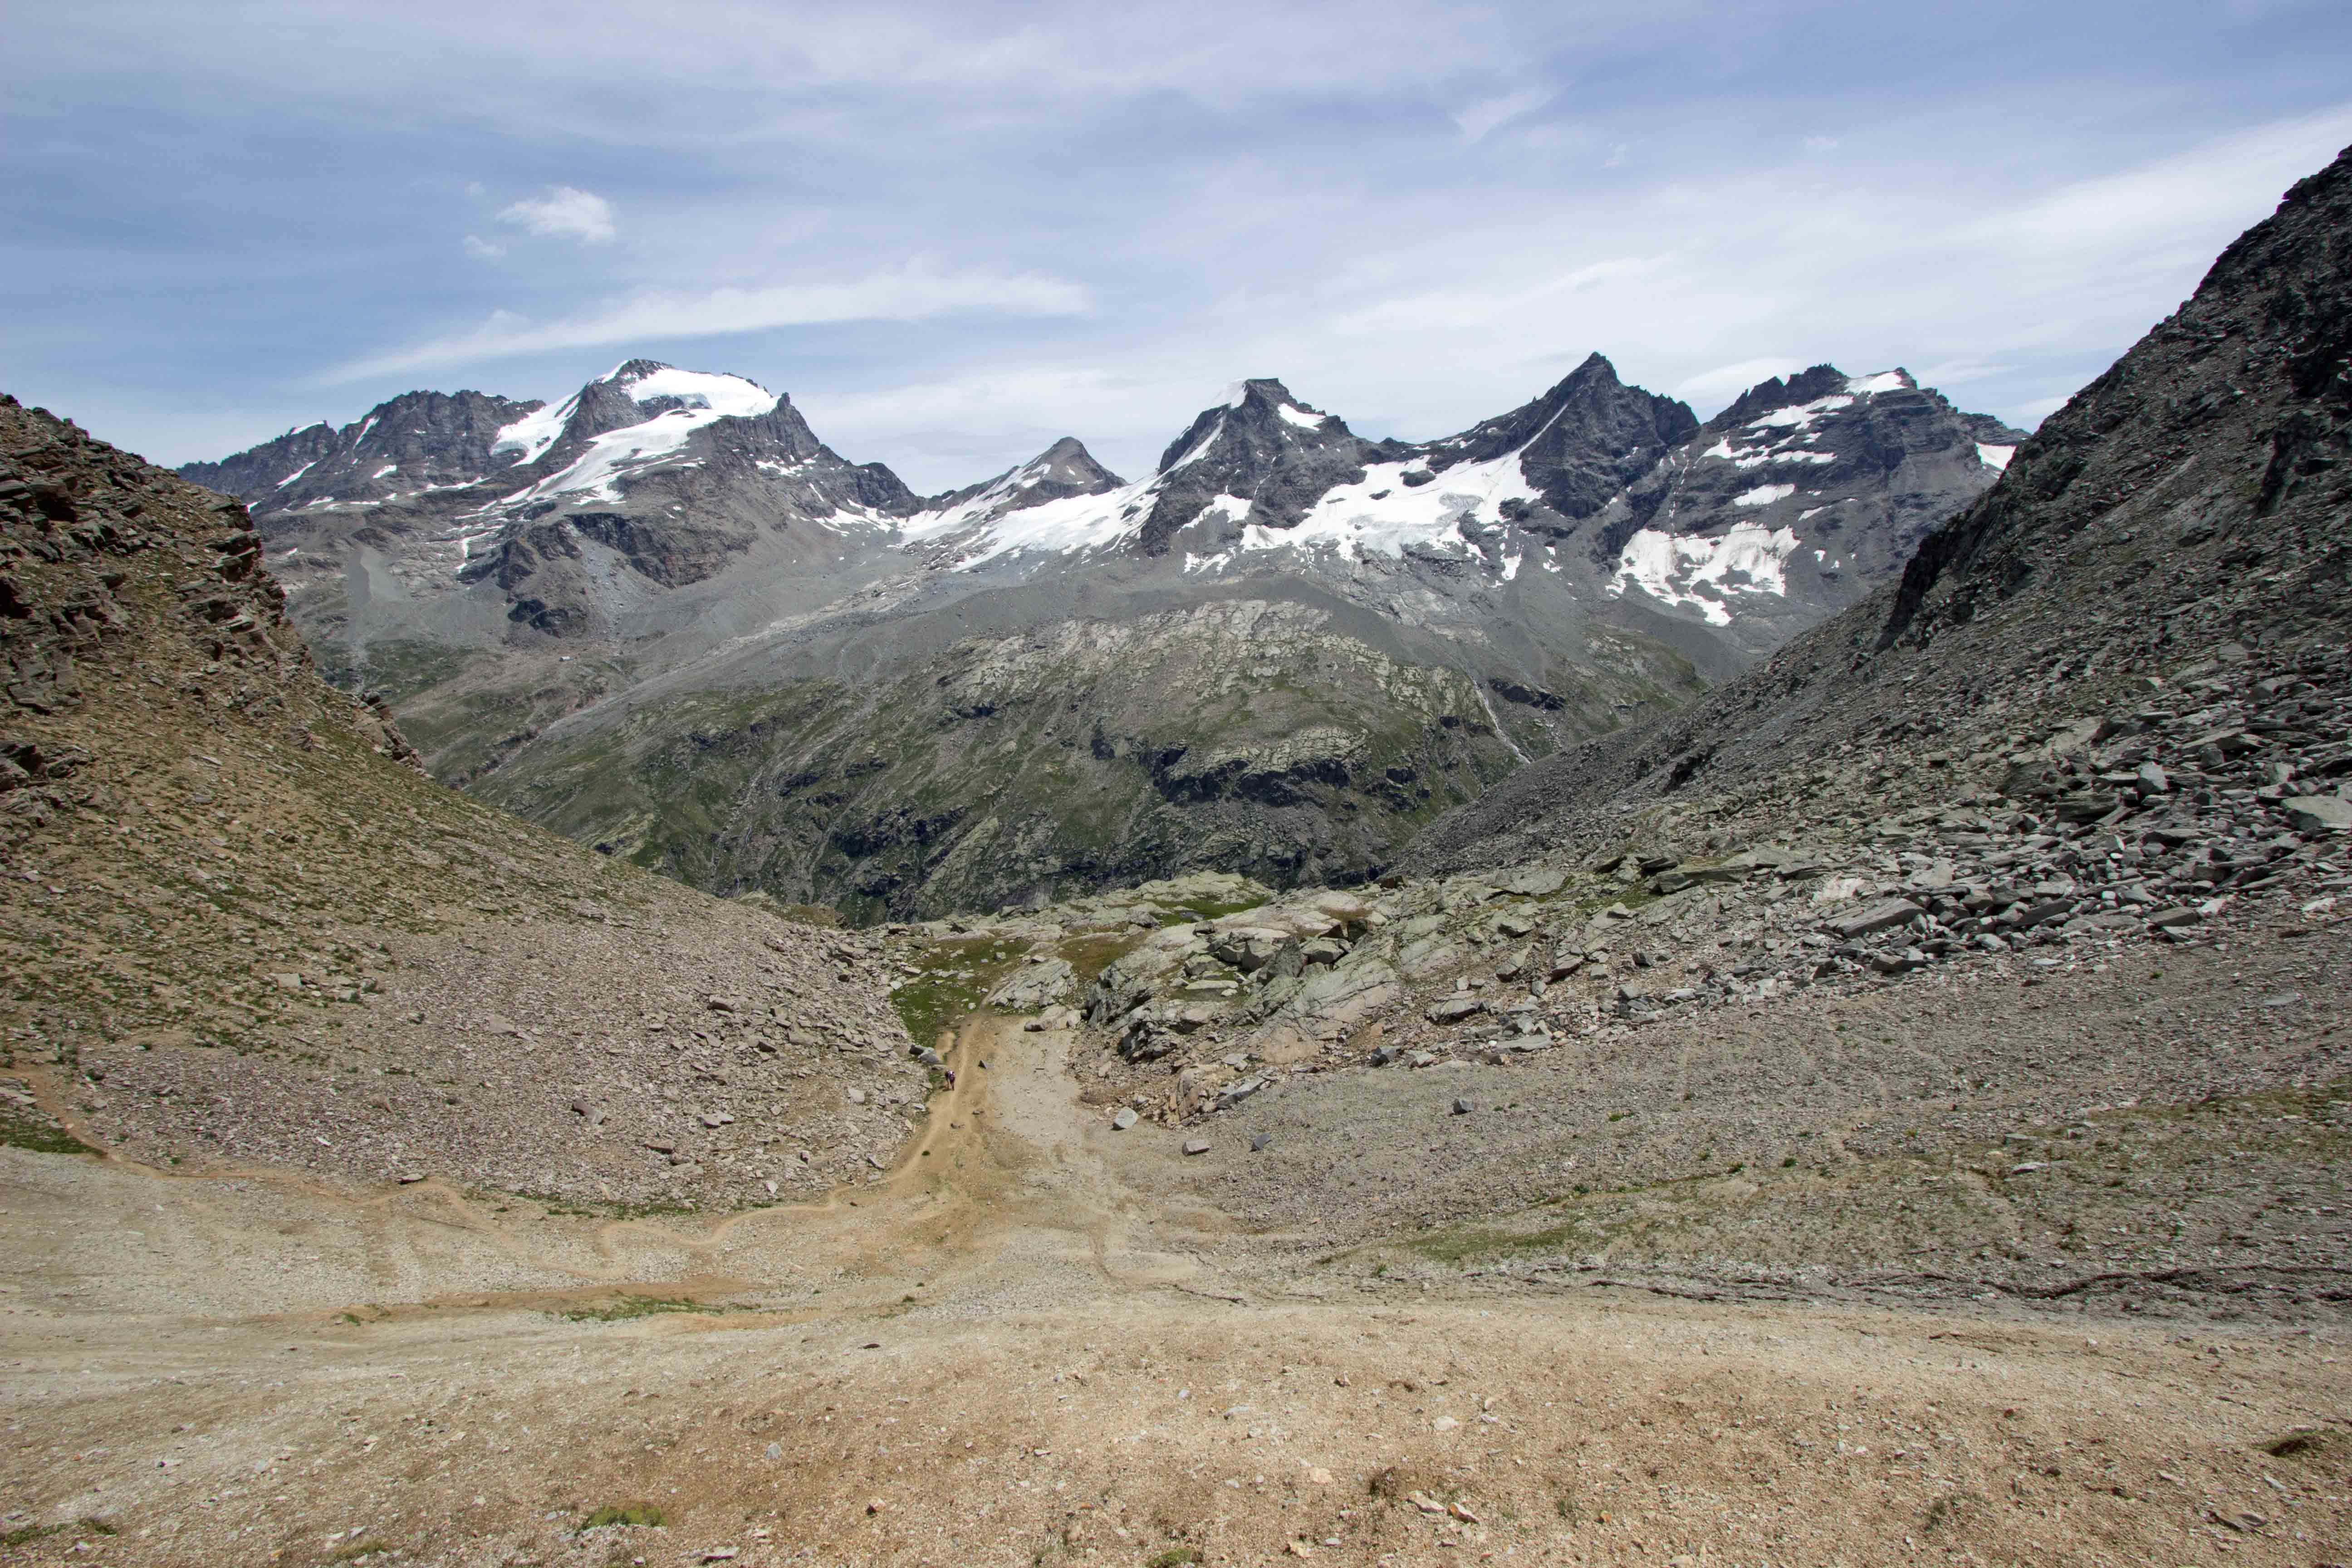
[0,393,925,1207]
[856,147,2352,1304]
[1405,141,2352,888]
[185,346,2021,923]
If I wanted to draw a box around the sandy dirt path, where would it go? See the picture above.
[3,1014,2347,1567]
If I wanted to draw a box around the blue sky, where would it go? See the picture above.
[7,0,2352,490]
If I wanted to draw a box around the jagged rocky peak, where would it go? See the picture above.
[924,436,1123,518]
[179,387,542,513]
[1136,377,1401,553]
[1027,435,1122,491]
[488,359,785,470]
[1593,363,2031,643]
[1429,353,1699,524]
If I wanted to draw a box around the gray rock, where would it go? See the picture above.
[1181,1137,1211,1156]
[1111,1107,1139,1131]
[983,957,1076,1011]
[1451,1097,1475,1116]
[1208,926,1293,973]
[1825,899,1925,940]
[2284,795,2352,833]
[1426,995,1485,1024]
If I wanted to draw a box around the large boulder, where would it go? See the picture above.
[985,956,1076,1011]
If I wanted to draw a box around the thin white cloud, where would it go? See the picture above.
[328,265,1093,381]
[1454,89,1547,144]
[461,234,506,260]
[1954,105,2352,264]
[1673,358,1807,404]
[497,186,617,245]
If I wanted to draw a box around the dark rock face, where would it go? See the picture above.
[178,389,540,522]
[1427,352,1699,524]
[1134,379,1406,554]
[1587,365,2029,654]
[1402,142,2352,889]
[1885,145,2352,647]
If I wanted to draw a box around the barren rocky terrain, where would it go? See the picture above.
[4,137,2352,1568]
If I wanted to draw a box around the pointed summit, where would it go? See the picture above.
[1428,353,1696,521]
[1133,378,1392,554]
[914,437,1126,534]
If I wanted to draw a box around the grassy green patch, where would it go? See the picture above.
[355,638,480,706]
[0,1100,94,1156]
[889,936,1027,1043]
[581,1503,666,1529]
[1055,931,1146,989]
[1146,1549,1200,1568]
[0,1520,113,1549]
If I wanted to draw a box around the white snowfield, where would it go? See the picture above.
[897,370,1932,610]
[900,387,1546,574]
[1976,442,2016,470]
[1607,522,1803,626]
[1596,369,1922,622]
[490,364,780,507]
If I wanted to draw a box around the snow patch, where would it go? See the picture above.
[1975,442,2015,471]
[1607,523,1802,626]
[275,461,315,489]
[1845,370,1910,396]
[1275,446,1542,564]
[616,365,779,419]
[1748,395,1852,431]
[492,397,576,467]
[1732,483,1797,508]
[1277,403,1330,431]
[502,411,709,506]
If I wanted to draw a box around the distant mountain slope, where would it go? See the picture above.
[182,347,2023,921]
[1402,142,2352,883]
[2,393,922,1206]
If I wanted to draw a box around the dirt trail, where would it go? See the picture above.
[3,1011,2347,1567]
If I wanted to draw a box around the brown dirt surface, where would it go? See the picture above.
[4,1006,2347,1567]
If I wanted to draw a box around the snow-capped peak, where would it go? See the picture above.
[608,362,779,420]
[1843,369,1913,396]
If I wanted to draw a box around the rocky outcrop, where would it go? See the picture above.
[1424,351,1698,524]
[1133,378,1409,554]
[1403,143,2352,891]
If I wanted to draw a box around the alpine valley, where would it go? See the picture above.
[184,354,2026,919]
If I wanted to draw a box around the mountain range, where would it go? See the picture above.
[183,347,2025,919]
[9,137,2352,1568]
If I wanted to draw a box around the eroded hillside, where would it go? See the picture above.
[0,394,922,1209]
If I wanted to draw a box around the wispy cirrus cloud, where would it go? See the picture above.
[1454,88,1548,144]
[328,266,1094,381]
[497,186,617,245]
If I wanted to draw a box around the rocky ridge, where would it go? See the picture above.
[0,393,924,1208]
[184,350,2020,923]
[863,145,2352,1313]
